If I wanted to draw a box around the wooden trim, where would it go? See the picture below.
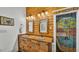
[19,33,53,38]
[53,7,79,15]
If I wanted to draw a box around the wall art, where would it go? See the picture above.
[0,16,14,26]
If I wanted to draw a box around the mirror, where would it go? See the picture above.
[40,19,48,33]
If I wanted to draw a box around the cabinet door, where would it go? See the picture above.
[56,12,76,52]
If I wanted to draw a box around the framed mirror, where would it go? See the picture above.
[40,19,48,33]
[28,20,34,32]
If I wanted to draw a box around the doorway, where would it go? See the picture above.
[56,12,76,52]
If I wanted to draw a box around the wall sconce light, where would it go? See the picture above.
[41,12,45,17]
[26,17,29,19]
[26,15,36,21]
[30,16,36,21]
[37,11,49,18]
[28,16,31,19]
[37,14,41,17]
[45,11,48,16]
[31,16,34,19]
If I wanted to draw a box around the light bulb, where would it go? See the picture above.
[37,14,41,17]
[45,11,48,15]
[31,16,34,19]
[28,16,31,19]
[41,12,45,16]
[26,17,28,19]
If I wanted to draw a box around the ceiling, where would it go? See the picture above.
[26,7,65,16]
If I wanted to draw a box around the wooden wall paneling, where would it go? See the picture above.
[18,7,65,52]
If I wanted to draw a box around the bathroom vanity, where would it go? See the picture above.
[18,34,52,52]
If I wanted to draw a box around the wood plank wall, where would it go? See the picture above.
[18,7,65,52]
[26,7,64,37]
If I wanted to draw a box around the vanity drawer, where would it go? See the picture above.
[39,42,48,52]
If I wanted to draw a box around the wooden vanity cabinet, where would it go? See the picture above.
[18,34,52,52]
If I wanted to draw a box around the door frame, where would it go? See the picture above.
[53,8,79,52]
